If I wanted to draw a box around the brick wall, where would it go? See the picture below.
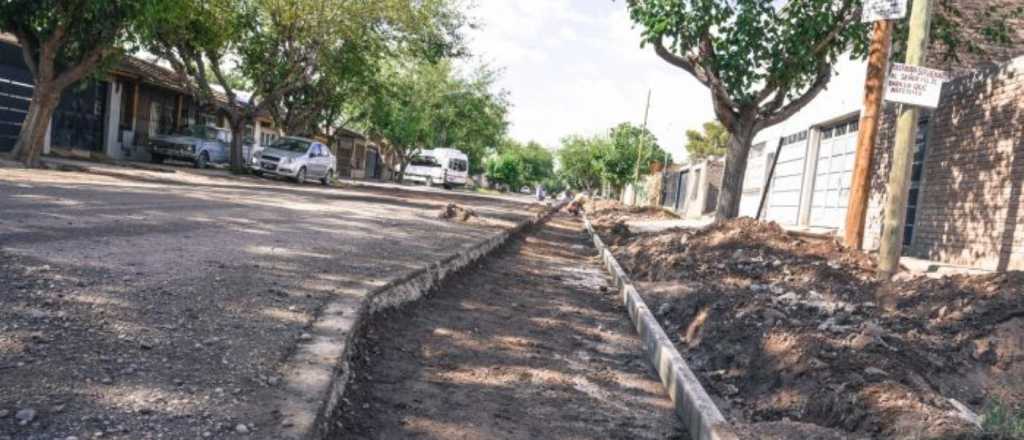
[928,0,1024,73]
[865,56,1024,270]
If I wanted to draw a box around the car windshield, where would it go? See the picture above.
[269,138,311,153]
[411,156,441,167]
[179,126,220,140]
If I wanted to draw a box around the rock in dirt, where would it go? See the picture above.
[437,203,477,222]
[15,408,36,425]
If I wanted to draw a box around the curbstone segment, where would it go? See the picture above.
[266,200,566,440]
[582,212,739,440]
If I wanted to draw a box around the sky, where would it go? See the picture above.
[463,0,715,161]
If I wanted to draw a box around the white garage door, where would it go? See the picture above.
[809,119,859,228]
[766,132,808,225]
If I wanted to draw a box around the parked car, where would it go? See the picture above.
[149,125,253,169]
[403,148,469,189]
[254,136,335,185]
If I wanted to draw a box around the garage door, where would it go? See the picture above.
[809,119,859,228]
[0,41,33,153]
[766,132,808,225]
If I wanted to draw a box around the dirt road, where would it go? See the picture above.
[0,165,538,439]
[332,211,686,440]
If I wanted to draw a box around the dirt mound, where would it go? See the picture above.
[437,202,478,222]
[595,217,1024,439]
[585,199,678,230]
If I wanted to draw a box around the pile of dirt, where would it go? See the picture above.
[586,199,677,225]
[437,202,478,222]
[583,199,678,245]
[594,217,1024,439]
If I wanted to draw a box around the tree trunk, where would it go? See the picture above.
[228,115,246,174]
[397,160,409,183]
[11,85,61,167]
[715,122,757,220]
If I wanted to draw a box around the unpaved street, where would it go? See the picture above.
[333,211,686,439]
[0,165,538,439]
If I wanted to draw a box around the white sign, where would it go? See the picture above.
[862,0,907,22]
[885,63,949,108]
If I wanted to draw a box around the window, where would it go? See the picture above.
[448,158,468,172]
[411,156,441,167]
[903,115,930,247]
[269,138,312,153]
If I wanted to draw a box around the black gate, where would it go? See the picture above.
[0,41,33,153]
[662,171,680,209]
[661,170,690,213]
[51,81,107,152]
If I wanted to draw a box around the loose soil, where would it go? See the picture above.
[332,211,687,439]
[592,216,1024,439]
[585,199,678,231]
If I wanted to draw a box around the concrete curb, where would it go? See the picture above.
[582,213,739,440]
[267,200,567,440]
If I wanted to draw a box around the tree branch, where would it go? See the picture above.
[653,38,710,86]
[53,46,112,91]
[757,62,832,130]
[10,28,39,79]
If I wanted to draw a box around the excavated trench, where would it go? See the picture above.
[329,211,687,439]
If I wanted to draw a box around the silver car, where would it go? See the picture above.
[254,136,336,185]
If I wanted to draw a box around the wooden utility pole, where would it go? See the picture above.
[634,89,652,184]
[844,19,894,249]
[878,0,934,279]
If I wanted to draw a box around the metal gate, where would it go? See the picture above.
[0,41,33,153]
[662,171,680,209]
[676,170,690,212]
[51,81,107,152]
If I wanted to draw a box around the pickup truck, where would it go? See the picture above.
[149,126,253,169]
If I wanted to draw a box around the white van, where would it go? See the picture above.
[404,148,469,189]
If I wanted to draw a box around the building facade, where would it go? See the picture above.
[741,52,1024,270]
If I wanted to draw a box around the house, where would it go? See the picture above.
[737,5,1024,270]
[662,159,724,218]
[332,127,384,180]
[0,34,282,161]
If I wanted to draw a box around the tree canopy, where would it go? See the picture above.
[602,122,667,194]
[627,0,1022,219]
[554,122,668,194]
[556,134,605,192]
[358,60,509,180]
[684,121,728,161]
[485,138,554,191]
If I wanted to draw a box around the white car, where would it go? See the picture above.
[403,148,469,189]
[254,136,336,185]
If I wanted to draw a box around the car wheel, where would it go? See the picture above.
[151,154,165,164]
[321,169,334,186]
[295,167,306,184]
[195,151,209,169]
[253,170,263,177]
